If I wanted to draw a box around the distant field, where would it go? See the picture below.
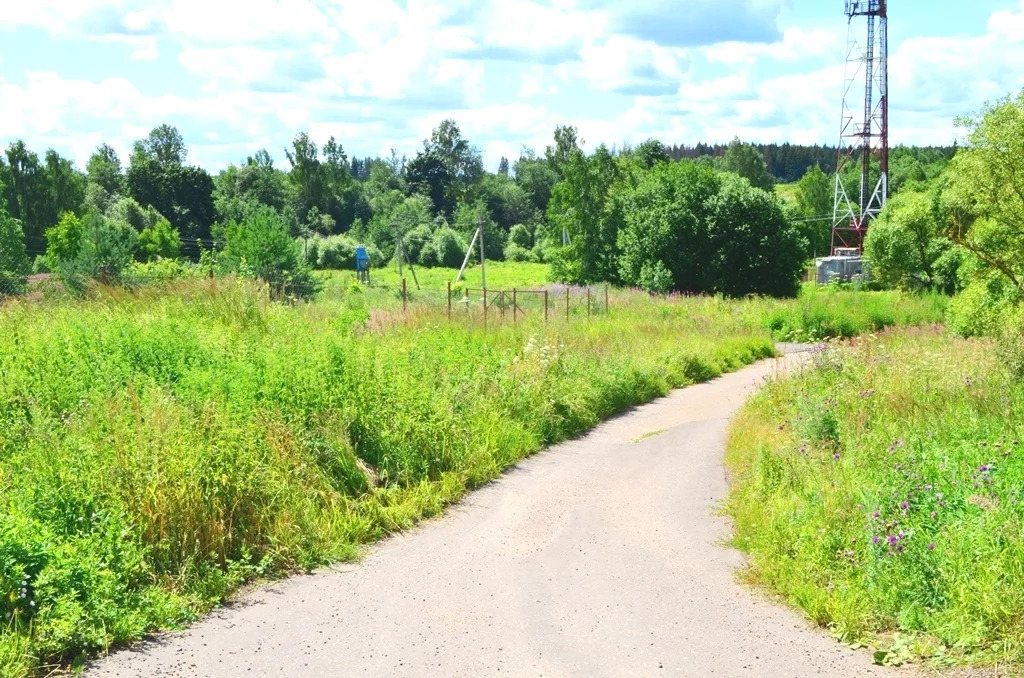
[319,261,553,293]
[775,182,799,203]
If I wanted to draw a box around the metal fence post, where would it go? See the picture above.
[513,289,517,324]
[402,278,407,313]
[587,288,591,319]
[544,290,549,323]
[566,288,570,322]
[605,285,609,314]
[447,281,452,321]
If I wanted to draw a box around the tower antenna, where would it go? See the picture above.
[832,0,888,254]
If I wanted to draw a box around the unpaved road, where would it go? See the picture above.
[91,350,910,677]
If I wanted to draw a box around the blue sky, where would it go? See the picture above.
[1,0,1023,173]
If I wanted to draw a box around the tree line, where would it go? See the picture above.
[667,141,956,184]
[0,119,963,299]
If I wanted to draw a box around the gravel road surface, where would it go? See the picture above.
[90,350,912,677]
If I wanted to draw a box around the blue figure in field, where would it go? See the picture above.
[355,245,371,284]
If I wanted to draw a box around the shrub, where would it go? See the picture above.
[137,218,182,262]
[997,307,1024,379]
[947,273,1020,337]
[45,212,138,287]
[126,258,200,283]
[509,224,533,249]
[419,227,466,268]
[220,206,320,298]
[309,235,381,272]
[0,192,30,296]
[503,243,537,263]
[105,197,165,232]
[317,235,358,270]
[404,224,433,264]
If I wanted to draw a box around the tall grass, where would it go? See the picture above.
[0,279,946,676]
[726,328,1024,667]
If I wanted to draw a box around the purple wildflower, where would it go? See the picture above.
[927,543,936,551]
[872,536,881,545]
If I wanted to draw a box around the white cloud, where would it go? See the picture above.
[0,0,125,32]
[578,36,685,95]
[702,26,840,67]
[2,0,1023,172]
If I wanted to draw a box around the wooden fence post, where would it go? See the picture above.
[100,266,108,286]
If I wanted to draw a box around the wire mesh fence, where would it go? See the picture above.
[1,255,612,327]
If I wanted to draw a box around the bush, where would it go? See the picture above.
[105,197,165,233]
[126,258,201,283]
[947,273,1020,337]
[0,193,30,296]
[308,235,381,272]
[219,206,320,298]
[997,307,1024,379]
[137,218,182,262]
[45,212,138,287]
[503,243,537,263]
[509,224,533,249]
[404,224,433,264]
[316,235,358,270]
[419,227,466,268]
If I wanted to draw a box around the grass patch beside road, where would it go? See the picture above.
[727,328,1024,667]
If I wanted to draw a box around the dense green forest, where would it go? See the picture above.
[667,141,956,184]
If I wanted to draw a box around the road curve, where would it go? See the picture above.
[90,350,910,678]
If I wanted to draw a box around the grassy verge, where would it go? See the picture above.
[0,281,947,676]
[726,328,1024,668]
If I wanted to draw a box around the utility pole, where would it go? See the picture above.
[455,216,485,289]
[455,219,482,284]
[478,216,486,291]
[394,220,419,289]
[394,221,404,281]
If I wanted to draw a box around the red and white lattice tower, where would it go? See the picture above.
[832,0,888,254]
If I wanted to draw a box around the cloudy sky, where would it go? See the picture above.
[2,0,1023,173]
